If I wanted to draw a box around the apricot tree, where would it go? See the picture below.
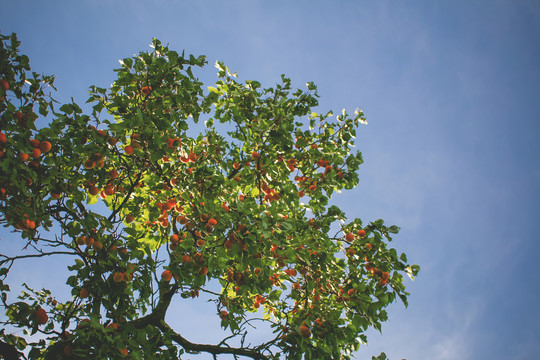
[0,32,419,359]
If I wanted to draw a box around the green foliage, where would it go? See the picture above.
[0,32,419,359]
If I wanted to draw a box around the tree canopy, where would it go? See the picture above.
[0,32,419,360]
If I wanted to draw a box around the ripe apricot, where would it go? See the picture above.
[79,288,90,299]
[188,152,197,162]
[113,272,125,282]
[30,139,40,148]
[125,214,135,223]
[104,135,117,145]
[31,148,41,159]
[208,218,217,226]
[181,254,190,263]
[251,151,260,160]
[345,233,355,242]
[168,234,178,244]
[24,218,36,230]
[299,324,311,338]
[0,132,6,143]
[93,240,103,251]
[358,229,366,237]
[199,267,209,276]
[77,236,87,245]
[124,145,133,155]
[104,184,115,196]
[161,270,173,282]
[233,162,240,170]
[39,140,52,152]
[85,237,95,247]
[224,239,234,250]
[0,79,9,91]
[106,322,119,331]
[18,153,29,162]
[35,307,48,324]
[83,159,95,169]
[287,269,297,277]
[141,85,152,95]
[119,348,129,356]
[88,186,100,196]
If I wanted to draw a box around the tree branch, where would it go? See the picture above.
[157,320,270,360]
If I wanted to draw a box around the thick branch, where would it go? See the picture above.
[157,320,270,360]
[128,281,269,360]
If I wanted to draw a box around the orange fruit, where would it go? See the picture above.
[88,186,100,196]
[188,152,197,162]
[233,162,240,170]
[141,86,152,95]
[251,151,260,160]
[224,239,234,250]
[18,153,29,162]
[31,148,41,159]
[85,237,95,247]
[125,214,134,223]
[104,184,115,196]
[299,324,311,338]
[79,288,90,299]
[113,272,125,282]
[83,159,95,169]
[106,322,119,331]
[29,139,40,148]
[345,233,355,242]
[93,241,103,251]
[124,145,133,155]
[35,307,48,324]
[207,218,217,226]
[161,270,173,282]
[199,267,208,276]
[0,79,9,91]
[358,229,366,238]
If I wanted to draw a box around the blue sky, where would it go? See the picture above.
[2,1,540,359]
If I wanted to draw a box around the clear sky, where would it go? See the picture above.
[2,1,540,359]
